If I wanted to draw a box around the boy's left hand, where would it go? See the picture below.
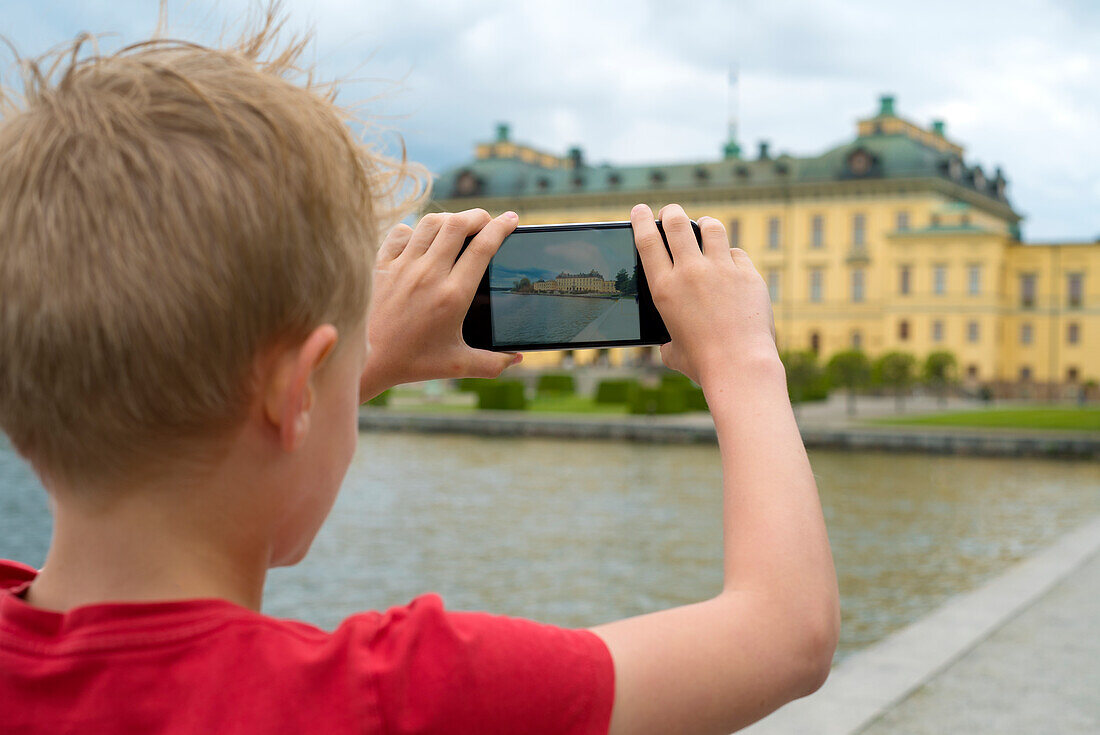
[359,209,522,401]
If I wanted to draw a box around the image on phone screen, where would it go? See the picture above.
[489,228,642,347]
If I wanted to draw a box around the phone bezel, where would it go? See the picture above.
[461,220,699,352]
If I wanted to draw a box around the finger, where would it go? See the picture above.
[400,213,447,259]
[377,223,414,264]
[697,216,729,260]
[660,204,701,264]
[729,247,755,271]
[450,211,519,297]
[630,204,672,281]
[464,349,522,379]
[425,208,492,265]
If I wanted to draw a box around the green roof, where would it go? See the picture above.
[433,126,1016,217]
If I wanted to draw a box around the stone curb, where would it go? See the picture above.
[358,410,1100,459]
[740,514,1100,735]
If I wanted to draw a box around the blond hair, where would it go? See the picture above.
[0,7,427,483]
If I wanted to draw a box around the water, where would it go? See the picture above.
[1,434,1097,661]
[491,292,621,344]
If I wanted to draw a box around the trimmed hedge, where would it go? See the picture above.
[536,373,576,395]
[682,386,708,411]
[659,371,708,412]
[629,385,686,415]
[456,378,490,392]
[660,372,694,389]
[791,380,829,403]
[477,380,528,410]
[365,390,390,407]
[594,379,640,404]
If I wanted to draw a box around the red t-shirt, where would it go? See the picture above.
[0,560,614,734]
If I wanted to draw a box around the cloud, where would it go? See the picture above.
[9,0,1100,239]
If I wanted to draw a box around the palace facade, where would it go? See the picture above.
[532,271,617,294]
[430,95,1099,392]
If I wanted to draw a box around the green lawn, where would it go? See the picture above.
[874,406,1100,432]
[528,394,631,414]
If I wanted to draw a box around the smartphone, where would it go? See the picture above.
[462,220,702,352]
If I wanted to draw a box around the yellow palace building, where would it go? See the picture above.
[429,95,1099,393]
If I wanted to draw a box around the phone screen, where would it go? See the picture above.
[489,227,642,347]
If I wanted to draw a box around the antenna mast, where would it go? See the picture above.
[724,64,741,159]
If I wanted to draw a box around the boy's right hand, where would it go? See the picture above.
[359,209,521,401]
[631,203,778,387]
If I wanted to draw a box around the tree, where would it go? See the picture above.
[923,351,957,407]
[512,277,533,293]
[617,265,638,296]
[826,350,871,416]
[874,351,917,412]
[614,268,630,293]
[780,350,826,416]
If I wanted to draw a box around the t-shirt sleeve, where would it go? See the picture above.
[358,594,614,735]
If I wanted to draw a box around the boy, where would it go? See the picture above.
[0,10,838,735]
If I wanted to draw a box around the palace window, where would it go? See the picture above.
[968,264,982,296]
[967,320,980,343]
[852,213,866,247]
[1020,366,1032,382]
[729,218,741,248]
[933,264,947,295]
[967,364,979,379]
[767,269,781,303]
[767,217,781,249]
[1067,367,1079,382]
[899,265,911,295]
[1020,322,1033,345]
[851,268,864,303]
[851,331,862,350]
[1067,273,1083,308]
[898,320,910,341]
[810,332,821,355]
[896,211,910,231]
[1020,273,1037,308]
[1068,322,1080,345]
[932,320,944,342]
[809,268,824,303]
[811,215,824,248]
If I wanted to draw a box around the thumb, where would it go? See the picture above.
[659,342,675,368]
[467,350,522,379]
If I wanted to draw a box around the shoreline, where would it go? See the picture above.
[358,409,1100,459]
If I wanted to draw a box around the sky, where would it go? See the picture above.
[490,229,636,289]
[3,0,1098,241]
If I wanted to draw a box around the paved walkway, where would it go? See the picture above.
[572,298,640,342]
[861,546,1100,734]
[742,515,1100,735]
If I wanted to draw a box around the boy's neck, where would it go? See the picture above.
[26,473,272,613]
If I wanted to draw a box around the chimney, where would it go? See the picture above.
[568,146,584,169]
[931,119,946,137]
[495,122,510,143]
[879,94,896,117]
[757,140,770,160]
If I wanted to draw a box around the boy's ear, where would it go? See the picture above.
[263,325,339,452]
